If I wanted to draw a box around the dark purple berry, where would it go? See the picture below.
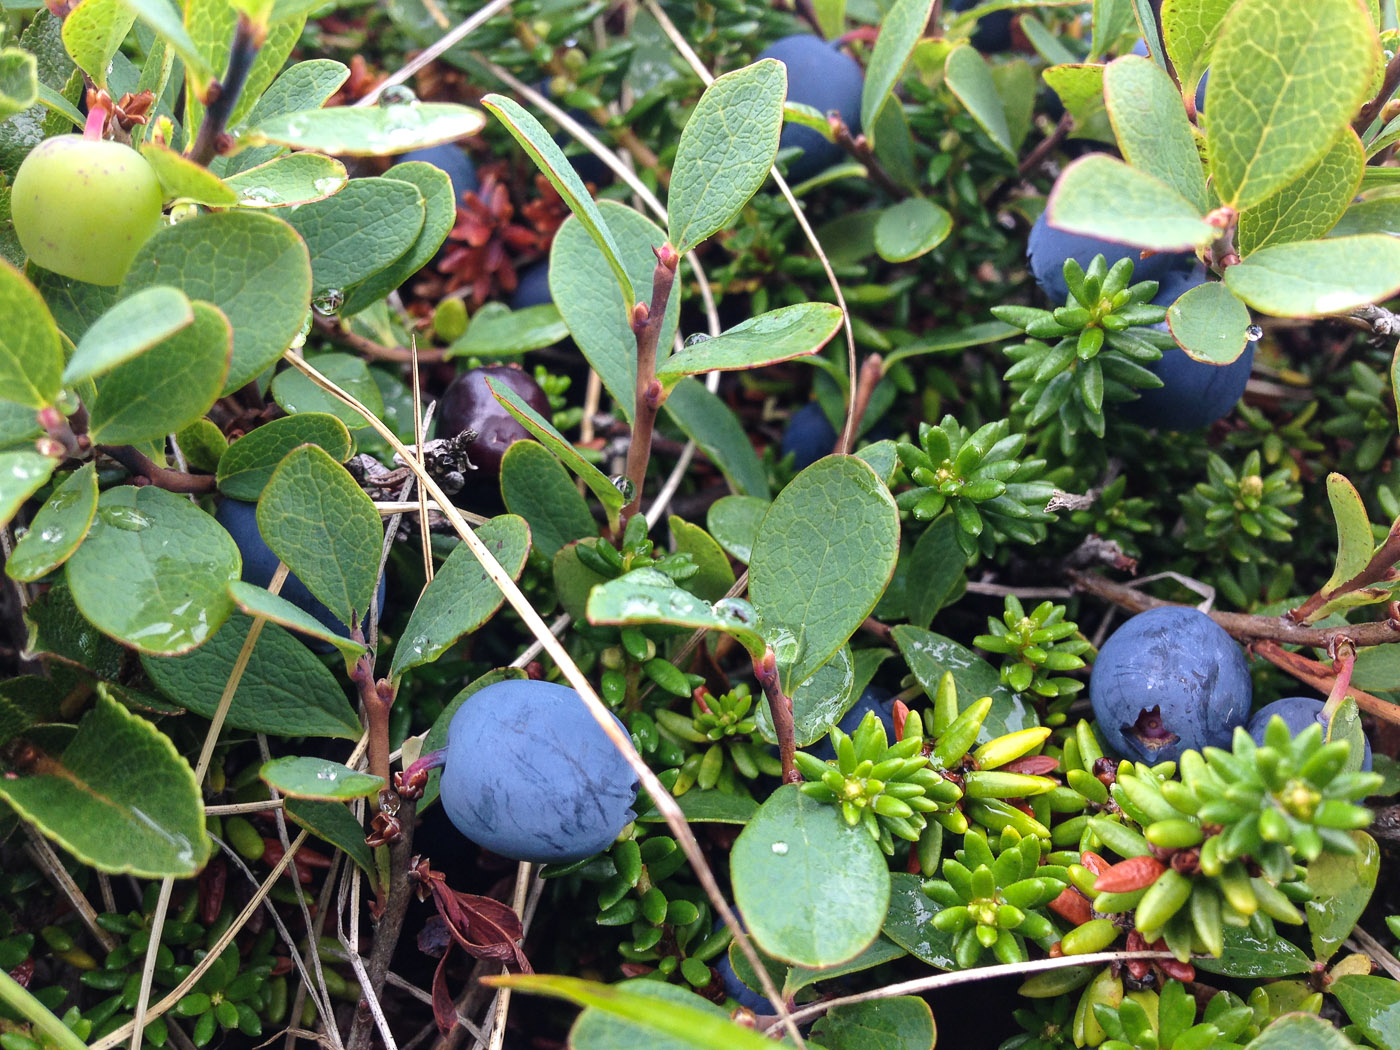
[1247,696,1373,771]
[756,35,864,182]
[435,365,551,475]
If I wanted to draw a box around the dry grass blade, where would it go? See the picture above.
[278,351,802,1047]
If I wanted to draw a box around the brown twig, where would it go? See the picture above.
[1291,516,1400,623]
[1355,48,1400,133]
[1018,111,1073,177]
[838,352,883,455]
[312,314,447,364]
[830,116,905,198]
[1067,570,1400,648]
[1251,641,1399,724]
[620,244,679,524]
[1350,304,1400,336]
[99,444,217,494]
[754,647,801,783]
[188,15,264,167]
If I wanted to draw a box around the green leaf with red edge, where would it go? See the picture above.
[655,303,844,388]
[0,685,208,877]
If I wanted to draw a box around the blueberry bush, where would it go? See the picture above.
[2,0,1400,1048]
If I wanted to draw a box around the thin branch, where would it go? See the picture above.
[1350,303,1400,336]
[188,15,263,167]
[1354,48,1400,133]
[1252,641,1400,724]
[100,445,215,494]
[1068,570,1400,649]
[312,314,446,364]
[754,648,800,784]
[355,0,516,107]
[1018,111,1073,177]
[830,116,905,198]
[620,244,679,524]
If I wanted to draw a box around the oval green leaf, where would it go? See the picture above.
[447,303,570,360]
[944,44,1014,159]
[61,0,135,89]
[1241,1013,1363,1050]
[862,0,936,136]
[250,101,487,156]
[5,462,98,582]
[390,514,531,681]
[882,871,958,968]
[1237,130,1364,256]
[482,93,633,308]
[260,756,383,800]
[283,176,424,296]
[668,59,785,254]
[551,201,678,422]
[1047,154,1215,251]
[1223,235,1400,316]
[87,301,232,445]
[655,303,844,386]
[662,378,770,499]
[1304,830,1378,962]
[122,210,312,395]
[586,567,767,660]
[62,285,194,385]
[1330,975,1400,1050]
[269,352,385,428]
[873,198,953,263]
[0,452,57,530]
[500,439,595,561]
[1104,55,1209,211]
[1207,0,1378,210]
[811,996,936,1050]
[140,614,361,738]
[66,485,240,654]
[0,258,63,408]
[227,580,367,666]
[216,412,353,501]
[1166,279,1252,364]
[257,444,384,630]
[0,686,208,877]
[749,455,899,691]
[223,152,348,209]
[731,784,891,967]
[339,160,454,316]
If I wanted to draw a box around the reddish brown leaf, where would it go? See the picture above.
[1093,856,1165,894]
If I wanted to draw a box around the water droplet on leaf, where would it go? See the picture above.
[609,474,636,501]
[378,85,417,107]
[683,332,711,348]
[312,289,345,316]
[771,841,788,855]
[1246,324,1263,342]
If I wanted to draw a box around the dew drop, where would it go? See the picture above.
[609,474,636,501]
[378,84,417,107]
[39,527,64,544]
[312,289,345,316]
[683,332,711,348]
[1245,324,1263,342]
[316,768,338,781]
[770,841,788,855]
[100,507,153,531]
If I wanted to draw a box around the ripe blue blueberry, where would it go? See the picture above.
[780,401,839,470]
[1026,210,1198,305]
[756,35,864,182]
[811,686,896,761]
[397,143,478,205]
[949,0,1013,53]
[1130,40,1208,113]
[438,680,638,863]
[1133,267,1254,430]
[1248,697,1373,771]
[510,261,552,310]
[1089,607,1252,764]
[214,498,386,649]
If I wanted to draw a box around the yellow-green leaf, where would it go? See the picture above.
[1104,55,1209,211]
[1206,0,1379,210]
[1166,279,1252,364]
[1047,153,1215,250]
[1322,473,1374,593]
[1222,234,1400,316]
[1237,130,1364,255]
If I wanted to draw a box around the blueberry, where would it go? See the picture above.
[710,916,776,1014]
[811,686,896,761]
[435,364,552,475]
[949,0,1013,53]
[1130,40,1208,113]
[756,35,864,182]
[1247,697,1373,771]
[780,401,839,470]
[214,498,386,650]
[510,261,552,310]
[396,143,478,205]
[1026,210,1198,304]
[1089,606,1252,764]
[438,680,638,863]
[1133,267,1253,430]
